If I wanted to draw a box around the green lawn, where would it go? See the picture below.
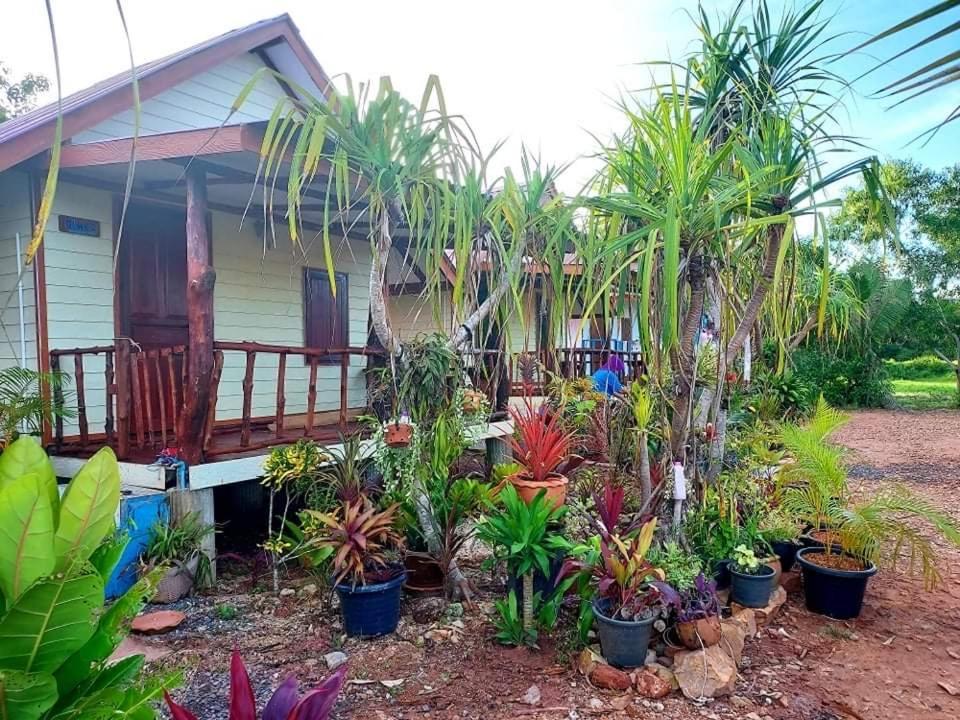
[891,373,960,410]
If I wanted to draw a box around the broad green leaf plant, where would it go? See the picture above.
[0,437,176,719]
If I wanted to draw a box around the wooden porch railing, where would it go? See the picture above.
[49,342,641,462]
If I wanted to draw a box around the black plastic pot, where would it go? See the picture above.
[592,599,655,668]
[730,564,776,608]
[771,540,800,572]
[796,547,877,620]
[336,571,406,638]
[713,559,732,591]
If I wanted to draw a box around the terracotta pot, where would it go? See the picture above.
[509,472,569,510]
[461,390,486,413]
[677,615,723,649]
[385,422,413,447]
[764,556,782,586]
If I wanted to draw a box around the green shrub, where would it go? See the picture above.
[648,541,702,591]
[792,349,891,408]
[884,355,953,380]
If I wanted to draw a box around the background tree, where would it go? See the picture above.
[0,61,49,122]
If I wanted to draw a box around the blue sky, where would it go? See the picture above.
[2,0,957,194]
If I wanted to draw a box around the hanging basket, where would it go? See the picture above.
[384,421,414,448]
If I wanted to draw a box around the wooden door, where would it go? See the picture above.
[119,202,189,348]
[118,202,189,443]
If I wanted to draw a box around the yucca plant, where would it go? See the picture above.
[165,648,347,720]
[303,500,404,587]
[627,382,655,507]
[0,437,178,719]
[780,398,960,587]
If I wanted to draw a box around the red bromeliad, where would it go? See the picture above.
[164,649,347,720]
[507,398,577,483]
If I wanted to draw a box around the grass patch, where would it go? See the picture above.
[820,624,857,641]
[892,373,959,410]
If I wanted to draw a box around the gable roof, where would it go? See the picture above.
[0,14,331,173]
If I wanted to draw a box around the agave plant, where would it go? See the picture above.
[164,648,347,720]
[303,500,404,587]
[0,437,176,719]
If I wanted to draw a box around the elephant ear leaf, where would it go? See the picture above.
[0,669,58,720]
[0,564,102,674]
[0,437,59,522]
[0,473,56,603]
[54,447,121,571]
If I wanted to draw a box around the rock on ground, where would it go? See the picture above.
[673,644,738,699]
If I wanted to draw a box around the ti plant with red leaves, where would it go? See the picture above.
[164,649,347,720]
[303,499,404,586]
[507,397,582,482]
[561,483,679,623]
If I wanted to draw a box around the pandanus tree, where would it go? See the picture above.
[251,76,579,598]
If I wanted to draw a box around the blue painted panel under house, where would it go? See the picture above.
[105,491,169,599]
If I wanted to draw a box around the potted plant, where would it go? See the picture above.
[560,484,679,668]
[782,399,960,619]
[676,573,722,649]
[141,511,214,603]
[761,510,802,572]
[385,412,414,447]
[303,500,406,637]
[729,545,776,608]
[477,483,569,640]
[507,398,582,509]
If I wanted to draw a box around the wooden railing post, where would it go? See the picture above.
[203,350,224,453]
[305,356,318,437]
[115,341,131,459]
[104,350,115,447]
[275,352,286,438]
[50,354,64,450]
[240,350,256,448]
[72,353,88,446]
[339,351,349,431]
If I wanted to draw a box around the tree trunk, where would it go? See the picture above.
[670,257,706,460]
[369,210,397,354]
[638,435,651,508]
[725,221,784,368]
[177,166,215,464]
[522,572,534,637]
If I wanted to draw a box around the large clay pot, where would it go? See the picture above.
[676,615,723,649]
[404,551,444,595]
[509,472,569,510]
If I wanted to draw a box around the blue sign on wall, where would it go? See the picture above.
[58,214,101,237]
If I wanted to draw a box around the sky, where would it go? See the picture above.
[2,0,958,197]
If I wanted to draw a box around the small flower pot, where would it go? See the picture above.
[384,422,414,448]
[592,599,656,668]
[730,564,776,608]
[461,390,486,413]
[771,540,800,572]
[796,547,877,620]
[677,615,722,649]
[509,473,569,510]
[336,571,406,638]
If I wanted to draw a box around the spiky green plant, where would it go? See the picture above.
[0,367,74,447]
[779,398,960,588]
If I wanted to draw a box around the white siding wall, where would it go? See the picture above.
[44,184,115,435]
[211,217,372,422]
[73,53,289,143]
[390,292,453,342]
[0,170,38,372]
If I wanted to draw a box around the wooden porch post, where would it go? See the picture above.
[176,166,216,464]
